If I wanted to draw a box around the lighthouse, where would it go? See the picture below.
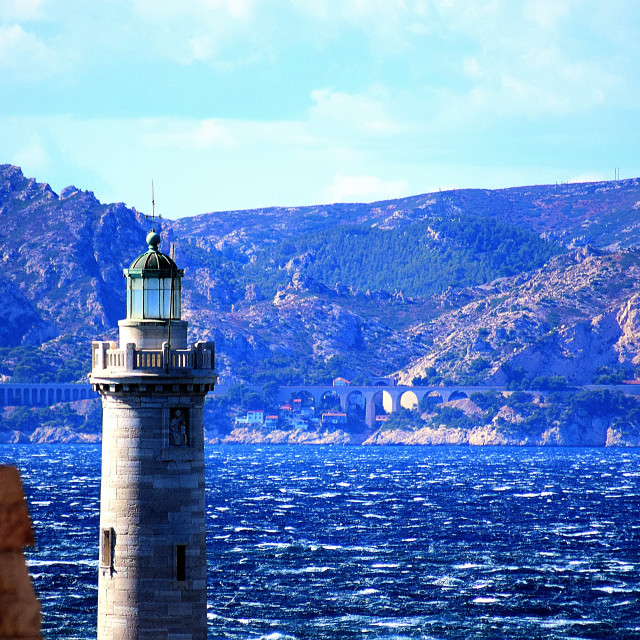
[90,229,216,640]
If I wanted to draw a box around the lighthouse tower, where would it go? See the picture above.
[90,230,216,640]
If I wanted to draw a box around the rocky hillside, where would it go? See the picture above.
[0,166,151,352]
[3,164,640,390]
[399,248,640,387]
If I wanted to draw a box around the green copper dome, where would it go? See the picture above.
[126,234,182,276]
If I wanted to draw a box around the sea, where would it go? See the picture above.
[2,444,640,640]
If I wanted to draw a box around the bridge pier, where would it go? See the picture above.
[390,392,402,413]
[365,392,376,428]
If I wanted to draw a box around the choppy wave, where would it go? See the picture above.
[2,444,640,639]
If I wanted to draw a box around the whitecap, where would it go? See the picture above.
[541,618,599,628]
[561,530,600,538]
[593,586,635,594]
[471,580,493,589]
[472,597,498,604]
[27,559,98,567]
[431,576,462,587]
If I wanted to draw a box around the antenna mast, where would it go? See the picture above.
[145,180,162,232]
[151,180,156,231]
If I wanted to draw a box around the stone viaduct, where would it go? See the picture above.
[3,381,640,430]
[277,383,640,428]
[0,383,99,407]
[277,384,506,428]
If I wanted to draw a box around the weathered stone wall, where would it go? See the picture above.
[97,390,207,640]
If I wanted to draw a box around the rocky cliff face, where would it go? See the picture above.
[0,165,151,345]
[398,248,640,386]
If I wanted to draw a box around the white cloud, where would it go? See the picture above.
[11,135,48,172]
[324,174,409,203]
[523,0,572,30]
[0,0,45,22]
[127,0,261,65]
[0,24,56,75]
[310,88,404,135]
[139,118,237,150]
[441,0,639,117]
[568,173,608,184]
[133,0,256,21]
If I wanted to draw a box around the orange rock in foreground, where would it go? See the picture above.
[0,465,42,639]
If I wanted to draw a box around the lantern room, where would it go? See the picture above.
[124,231,183,321]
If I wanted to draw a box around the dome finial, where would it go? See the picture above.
[146,231,161,251]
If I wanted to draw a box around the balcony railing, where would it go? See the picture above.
[91,340,215,374]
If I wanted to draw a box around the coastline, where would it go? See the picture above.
[2,419,639,447]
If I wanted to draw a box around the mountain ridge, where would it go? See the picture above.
[2,164,640,392]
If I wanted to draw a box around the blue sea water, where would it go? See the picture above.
[2,444,640,639]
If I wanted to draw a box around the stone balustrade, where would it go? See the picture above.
[91,340,215,375]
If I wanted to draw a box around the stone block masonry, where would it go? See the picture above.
[96,386,211,640]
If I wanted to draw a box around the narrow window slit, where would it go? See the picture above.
[101,528,114,570]
[176,544,186,581]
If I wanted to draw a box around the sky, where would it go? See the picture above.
[1,0,639,219]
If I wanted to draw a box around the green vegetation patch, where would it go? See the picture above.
[245,215,562,298]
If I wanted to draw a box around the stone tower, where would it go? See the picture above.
[90,230,216,640]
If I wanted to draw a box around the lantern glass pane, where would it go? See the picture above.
[131,278,143,318]
[144,279,160,318]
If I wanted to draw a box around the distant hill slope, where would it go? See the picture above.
[169,177,640,252]
[3,163,640,387]
[398,247,640,387]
